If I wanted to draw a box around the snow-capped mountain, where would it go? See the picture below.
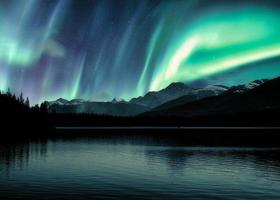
[45,98,69,106]
[143,77,278,118]
[129,82,194,108]
[227,79,268,93]
[146,79,268,113]
[129,82,229,108]
[197,85,229,95]
[44,79,268,116]
[44,98,86,107]
[111,98,126,103]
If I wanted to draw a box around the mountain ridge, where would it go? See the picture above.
[142,78,277,117]
[44,78,269,116]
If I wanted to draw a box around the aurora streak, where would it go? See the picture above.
[0,0,280,104]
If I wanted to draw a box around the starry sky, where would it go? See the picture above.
[1,0,280,104]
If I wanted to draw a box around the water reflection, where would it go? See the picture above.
[0,140,47,173]
[144,147,280,178]
[1,136,280,174]
[145,149,194,171]
[0,136,280,200]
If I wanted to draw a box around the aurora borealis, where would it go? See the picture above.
[1,0,280,104]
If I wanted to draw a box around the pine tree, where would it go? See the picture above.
[19,92,24,104]
[7,88,11,97]
[40,102,48,113]
[25,97,30,107]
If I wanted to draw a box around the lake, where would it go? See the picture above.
[1,134,280,200]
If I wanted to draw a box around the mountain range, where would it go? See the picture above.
[144,78,277,117]
[45,78,270,116]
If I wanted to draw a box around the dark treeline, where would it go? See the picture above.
[0,89,49,135]
[46,110,280,147]
[1,90,280,146]
[0,89,30,113]
[0,90,280,124]
[1,89,280,129]
[0,89,49,113]
[49,108,280,127]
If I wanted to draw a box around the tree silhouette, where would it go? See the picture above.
[25,97,30,107]
[6,88,11,97]
[19,92,24,104]
[40,102,48,113]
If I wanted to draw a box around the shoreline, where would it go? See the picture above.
[56,126,280,130]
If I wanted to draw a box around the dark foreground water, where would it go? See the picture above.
[1,135,280,200]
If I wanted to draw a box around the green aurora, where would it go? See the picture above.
[0,0,280,103]
[147,5,280,91]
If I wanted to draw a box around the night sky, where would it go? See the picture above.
[1,0,280,104]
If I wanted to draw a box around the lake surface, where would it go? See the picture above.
[1,135,280,200]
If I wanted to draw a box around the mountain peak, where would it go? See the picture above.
[165,82,188,90]
[56,98,69,103]
[111,98,126,103]
[245,79,267,90]
[57,97,67,101]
